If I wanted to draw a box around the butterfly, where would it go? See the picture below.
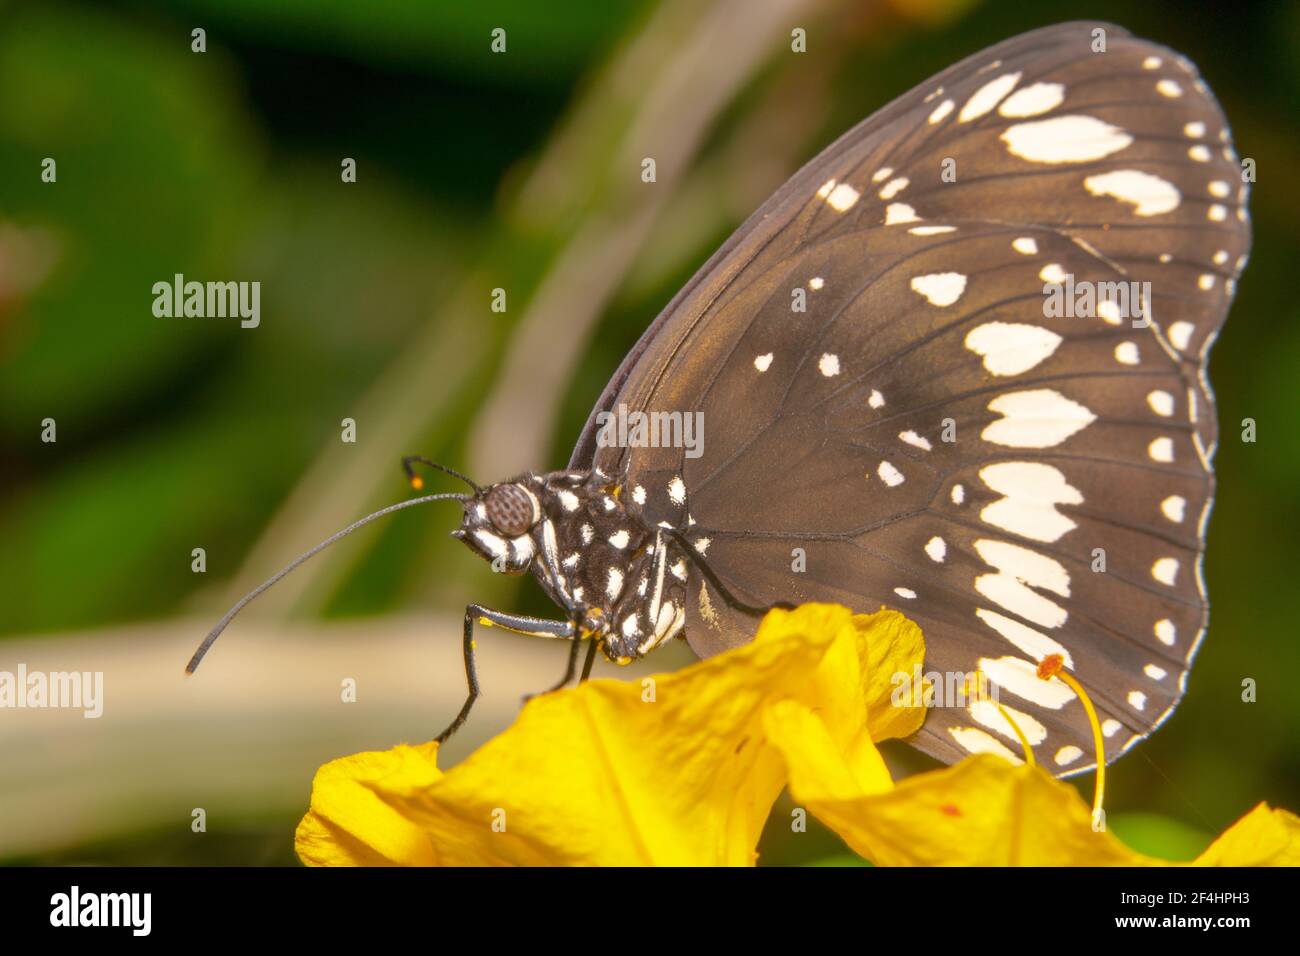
[190,21,1249,777]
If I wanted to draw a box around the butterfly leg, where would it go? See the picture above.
[434,604,575,744]
[578,639,599,683]
[526,629,586,700]
[537,632,600,694]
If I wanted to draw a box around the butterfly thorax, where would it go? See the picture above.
[454,469,690,661]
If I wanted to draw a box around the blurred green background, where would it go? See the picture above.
[1,0,1297,865]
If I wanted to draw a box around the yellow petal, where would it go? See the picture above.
[297,602,910,866]
[763,608,925,795]
[1194,804,1300,866]
[296,743,444,866]
[763,699,892,802]
[783,752,1157,866]
[856,610,928,742]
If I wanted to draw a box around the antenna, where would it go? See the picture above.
[402,456,481,495]
[186,491,469,674]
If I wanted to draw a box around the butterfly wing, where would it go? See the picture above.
[571,22,1250,774]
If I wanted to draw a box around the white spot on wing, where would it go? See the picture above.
[668,476,686,506]
[1147,390,1175,416]
[1012,236,1038,255]
[877,461,904,487]
[1148,437,1175,463]
[965,322,1062,376]
[910,272,967,306]
[949,726,1021,763]
[1155,619,1177,645]
[878,177,909,200]
[1039,263,1068,284]
[981,389,1096,448]
[978,461,1083,543]
[959,72,1021,122]
[885,202,919,225]
[928,99,954,124]
[1001,116,1132,164]
[819,353,840,377]
[1055,746,1084,766]
[974,540,1071,631]
[998,82,1064,118]
[925,536,947,562]
[753,352,773,372]
[1084,170,1180,216]
[1152,557,1179,586]
[825,183,860,211]
[1160,495,1186,523]
[969,699,1046,745]
[899,430,931,451]
[978,655,1075,708]
[975,609,1073,667]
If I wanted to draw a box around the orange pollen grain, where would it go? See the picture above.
[940,804,961,817]
[409,476,424,490]
[1037,654,1064,680]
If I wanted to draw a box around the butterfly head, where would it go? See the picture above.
[452,480,541,574]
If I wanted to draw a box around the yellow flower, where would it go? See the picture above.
[1192,804,1300,866]
[779,749,1300,866]
[295,603,1299,866]
[296,604,919,866]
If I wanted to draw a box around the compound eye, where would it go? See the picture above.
[484,483,536,537]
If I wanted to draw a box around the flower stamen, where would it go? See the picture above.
[978,669,1035,767]
[1038,654,1105,815]
[995,702,1036,767]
